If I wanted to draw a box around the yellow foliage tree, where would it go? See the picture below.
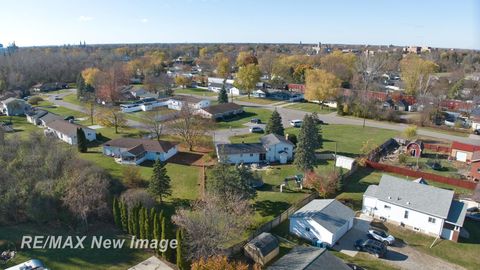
[234,63,261,98]
[81,67,101,87]
[216,57,230,79]
[400,55,438,96]
[304,69,341,102]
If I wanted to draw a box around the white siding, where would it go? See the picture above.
[289,218,334,246]
[223,153,261,164]
[364,198,444,236]
[265,142,293,162]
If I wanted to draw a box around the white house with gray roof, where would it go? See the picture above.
[362,174,467,242]
[289,199,355,247]
[216,133,294,164]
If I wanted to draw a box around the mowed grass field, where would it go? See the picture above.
[285,102,336,114]
[174,87,217,97]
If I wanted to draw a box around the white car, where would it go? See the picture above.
[367,228,395,245]
[249,126,264,133]
[290,119,303,127]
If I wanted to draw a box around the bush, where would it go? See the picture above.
[28,96,43,105]
[398,153,407,164]
[403,125,418,139]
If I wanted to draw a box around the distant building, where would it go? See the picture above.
[197,103,243,119]
[0,98,31,116]
[102,138,178,165]
[450,141,480,163]
[45,119,96,145]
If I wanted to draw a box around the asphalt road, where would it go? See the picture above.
[48,89,480,145]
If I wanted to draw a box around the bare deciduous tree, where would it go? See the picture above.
[172,193,253,260]
[145,108,165,142]
[168,105,210,151]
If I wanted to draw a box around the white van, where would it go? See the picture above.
[290,119,303,127]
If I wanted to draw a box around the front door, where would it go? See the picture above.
[259,153,266,161]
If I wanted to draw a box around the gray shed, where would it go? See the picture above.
[244,232,279,266]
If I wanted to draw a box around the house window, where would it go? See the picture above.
[404,210,409,219]
[305,227,310,232]
[414,227,420,231]
[284,147,288,151]
[384,205,391,210]
[240,154,243,157]
[250,154,253,157]
[428,217,436,224]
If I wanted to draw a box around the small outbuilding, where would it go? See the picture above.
[244,232,279,266]
[289,199,355,247]
[406,140,424,158]
[335,155,356,170]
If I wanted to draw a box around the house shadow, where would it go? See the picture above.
[383,250,409,261]
[217,111,256,123]
[167,151,204,166]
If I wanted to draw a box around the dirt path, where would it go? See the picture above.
[380,241,465,270]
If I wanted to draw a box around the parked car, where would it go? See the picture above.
[354,239,387,258]
[250,118,262,124]
[474,129,480,135]
[249,126,264,133]
[64,116,75,121]
[466,207,480,222]
[367,229,395,245]
[54,95,62,100]
[290,119,303,127]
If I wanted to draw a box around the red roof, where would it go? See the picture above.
[451,141,480,153]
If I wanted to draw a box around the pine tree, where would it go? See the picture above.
[176,229,185,270]
[134,205,140,238]
[161,216,167,259]
[144,208,151,240]
[128,211,134,235]
[120,200,128,232]
[76,73,86,99]
[76,128,88,153]
[139,207,145,239]
[153,212,160,241]
[149,161,172,203]
[218,81,228,104]
[112,197,121,228]
[149,208,156,239]
[294,114,321,171]
[265,109,284,135]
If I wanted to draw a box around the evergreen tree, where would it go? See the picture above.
[217,81,228,104]
[76,73,86,99]
[128,211,134,235]
[134,205,140,238]
[149,161,172,203]
[265,109,284,135]
[76,128,88,153]
[144,207,151,240]
[161,216,167,258]
[112,197,121,228]
[139,207,145,239]
[120,200,128,232]
[176,229,186,270]
[294,114,322,171]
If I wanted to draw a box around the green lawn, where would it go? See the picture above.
[0,224,150,270]
[35,101,88,119]
[215,107,273,129]
[62,93,83,106]
[174,87,217,97]
[236,96,280,105]
[378,220,480,270]
[285,102,336,114]
[230,124,399,157]
[0,116,40,139]
[124,108,175,124]
[419,126,470,138]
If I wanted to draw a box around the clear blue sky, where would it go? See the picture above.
[1,0,479,49]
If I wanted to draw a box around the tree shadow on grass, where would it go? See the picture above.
[253,200,291,217]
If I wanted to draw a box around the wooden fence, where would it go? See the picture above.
[366,160,477,190]
[424,143,451,154]
[224,191,319,256]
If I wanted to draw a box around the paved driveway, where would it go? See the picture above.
[333,214,372,257]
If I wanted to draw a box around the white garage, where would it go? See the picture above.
[289,199,355,247]
[456,151,468,162]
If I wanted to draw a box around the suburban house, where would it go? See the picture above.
[45,120,96,145]
[450,141,480,163]
[102,138,178,165]
[216,134,294,164]
[289,199,355,247]
[244,232,279,266]
[362,174,467,242]
[1,98,30,116]
[120,98,169,113]
[406,140,424,158]
[267,246,350,270]
[196,103,244,119]
[167,95,210,111]
[32,82,68,92]
[26,109,63,127]
[207,77,243,95]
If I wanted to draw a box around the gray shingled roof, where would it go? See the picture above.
[260,134,294,148]
[47,120,92,137]
[39,112,63,124]
[103,138,177,153]
[364,185,378,198]
[216,143,266,155]
[446,200,467,226]
[290,199,355,234]
[371,174,454,218]
[267,246,350,270]
[246,232,279,257]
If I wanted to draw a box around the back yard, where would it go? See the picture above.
[215,107,273,129]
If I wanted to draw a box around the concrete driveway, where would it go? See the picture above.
[333,214,372,257]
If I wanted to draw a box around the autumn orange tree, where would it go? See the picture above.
[303,170,341,198]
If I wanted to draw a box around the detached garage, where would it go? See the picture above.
[450,141,480,163]
[289,199,355,247]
